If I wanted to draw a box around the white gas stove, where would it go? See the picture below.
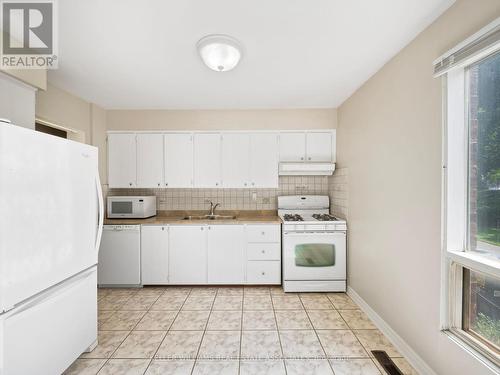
[278,195,347,292]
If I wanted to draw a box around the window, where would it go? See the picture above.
[468,53,500,259]
[463,270,500,353]
[438,18,500,370]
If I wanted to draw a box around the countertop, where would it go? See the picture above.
[104,210,282,225]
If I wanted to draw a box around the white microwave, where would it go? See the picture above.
[107,196,156,218]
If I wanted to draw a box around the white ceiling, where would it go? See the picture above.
[49,0,455,109]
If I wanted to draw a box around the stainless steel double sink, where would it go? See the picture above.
[182,214,237,221]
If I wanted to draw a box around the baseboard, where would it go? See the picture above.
[347,286,437,375]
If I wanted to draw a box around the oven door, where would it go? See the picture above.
[283,231,346,280]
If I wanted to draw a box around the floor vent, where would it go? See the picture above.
[371,350,404,375]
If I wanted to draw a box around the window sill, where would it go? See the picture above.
[443,329,500,372]
[447,250,500,278]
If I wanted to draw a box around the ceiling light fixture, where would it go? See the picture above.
[197,34,243,72]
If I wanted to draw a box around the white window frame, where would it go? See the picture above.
[439,18,500,371]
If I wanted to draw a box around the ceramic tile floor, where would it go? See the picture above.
[64,286,418,375]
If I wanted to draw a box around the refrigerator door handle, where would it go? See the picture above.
[5,267,96,317]
[95,171,104,254]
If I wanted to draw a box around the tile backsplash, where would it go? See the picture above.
[329,167,348,219]
[107,176,327,211]
[106,173,348,216]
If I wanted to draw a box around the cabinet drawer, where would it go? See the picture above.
[247,261,281,284]
[247,225,280,243]
[247,243,281,260]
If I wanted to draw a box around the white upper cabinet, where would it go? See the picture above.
[194,133,221,188]
[207,225,245,284]
[279,131,335,163]
[136,134,164,188]
[250,133,279,188]
[306,132,332,162]
[164,133,193,188]
[107,129,335,189]
[141,225,168,284]
[222,133,250,188]
[279,132,306,162]
[108,133,137,188]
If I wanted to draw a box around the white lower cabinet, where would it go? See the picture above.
[207,225,245,284]
[247,243,281,261]
[141,225,169,284]
[247,261,281,284]
[139,223,280,285]
[246,224,281,285]
[169,225,207,284]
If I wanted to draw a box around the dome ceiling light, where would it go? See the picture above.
[197,34,243,72]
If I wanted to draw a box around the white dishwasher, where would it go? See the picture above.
[98,225,141,286]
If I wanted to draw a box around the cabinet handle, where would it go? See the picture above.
[129,182,132,186]
[157,183,160,187]
[161,227,164,231]
[165,182,168,186]
[244,183,247,186]
[261,231,265,235]
[300,157,304,161]
[208,226,211,230]
[261,272,266,275]
[261,250,265,254]
[215,182,219,186]
[251,182,255,186]
[308,157,311,161]
[201,227,204,231]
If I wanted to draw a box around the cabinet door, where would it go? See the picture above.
[250,133,278,188]
[193,133,221,188]
[108,133,136,188]
[222,133,250,188]
[207,225,245,284]
[164,133,194,188]
[306,132,332,162]
[279,132,306,162]
[141,225,169,284]
[169,226,207,284]
[137,134,164,188]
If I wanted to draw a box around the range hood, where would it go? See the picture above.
[279,162,336,176]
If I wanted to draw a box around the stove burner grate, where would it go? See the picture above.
[283,214,304,221]
[312,213,339,221]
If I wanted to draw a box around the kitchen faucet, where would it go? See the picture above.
[208,201,220,216]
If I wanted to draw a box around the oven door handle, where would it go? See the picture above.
[284,231,345,236]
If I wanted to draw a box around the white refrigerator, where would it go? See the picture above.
[0,123,104,375]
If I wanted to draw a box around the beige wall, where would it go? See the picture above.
[107,108,337,131]
[36,83,92,142]
[90,104,108,185]
[35,84,107,181]
[336,1,500,374]
[37,89,336,185]
[1,69,47,91]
